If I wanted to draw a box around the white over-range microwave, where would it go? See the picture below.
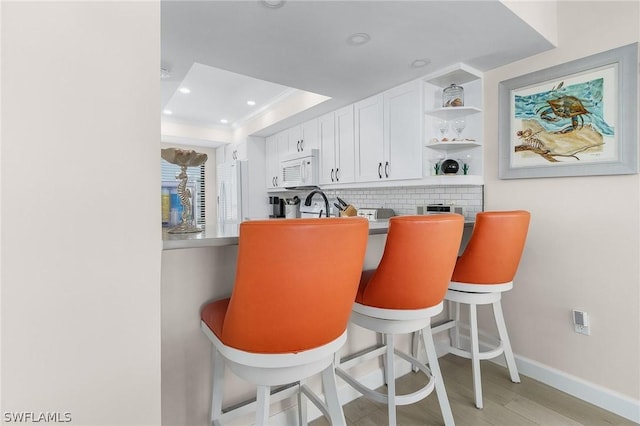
[280,149,319,189]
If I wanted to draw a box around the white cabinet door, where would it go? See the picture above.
[335,105,355,184]
[288,125,302,154]
[318,112,336,185]
[384,80,422,180]
[283,118,318,154]
[354,94,384,182]
[301,118,318,151]
[266,132,289,189]
[265,135,279,189]
[233,141,247,161]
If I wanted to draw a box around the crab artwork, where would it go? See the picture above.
[513,78,614,163]
[536,91,591,134]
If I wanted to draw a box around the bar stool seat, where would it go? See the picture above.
[201,218,369,426]
[434,210,531,410]
[337,215,464,426]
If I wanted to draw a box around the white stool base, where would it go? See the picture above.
[440,283,520,409]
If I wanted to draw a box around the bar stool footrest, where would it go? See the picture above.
[449,342,504,361]
[336,347,435,406]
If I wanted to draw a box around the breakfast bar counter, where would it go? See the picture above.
[162,218,393,250]
[161,217,474,426]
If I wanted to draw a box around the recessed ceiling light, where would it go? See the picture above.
[247,100,256,106]
[220,119,228,124]
[178,87,191,94]
[261,0,285,9]
[162,109,173,115]
[410,58,431,68]
[346,33,371,46]
[160,67,171,79]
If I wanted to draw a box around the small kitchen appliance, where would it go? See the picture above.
[269,196,285,218]
[280,149,319,188]
[417,204,464,216]
[356,208,395,221]
[300,201,327,218]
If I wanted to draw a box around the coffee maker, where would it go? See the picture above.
[269,196,285,218]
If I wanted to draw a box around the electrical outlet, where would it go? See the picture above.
[574,324,590,335]
[572,309,590,335]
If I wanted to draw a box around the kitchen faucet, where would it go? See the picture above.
[304,189,330,218]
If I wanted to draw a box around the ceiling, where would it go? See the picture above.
[161,1,555,140]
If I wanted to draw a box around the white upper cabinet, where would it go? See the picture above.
[354,94,384,182]
[286,118,319,154]
[334,105,355,184]
[354,80,423,183]
[265,131,290,189]
[264,63,483,190]
[300,118,319,152]
[265,135,279,189]
[384,79,423,181]
[320,106,356,185]
[318,112,336,185]
[217,142,246,164]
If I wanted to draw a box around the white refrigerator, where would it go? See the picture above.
[216,160,249,234]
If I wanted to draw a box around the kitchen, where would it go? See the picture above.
[1,2,638,426]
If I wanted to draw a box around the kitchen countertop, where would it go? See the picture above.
[162,218,392,250]
[162,217,473,250]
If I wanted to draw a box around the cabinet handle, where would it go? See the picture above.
[331,168,335,182]
[385,161,389,178]
[336,168,339,181]
[297,141,301,152]
[272,177,275,187]
[275,176,278,186]
[300,139,304,151]
[378,162,382,179]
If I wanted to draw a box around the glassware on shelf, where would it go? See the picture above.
[443,83,464,107]
[452,118,466,140]
[437,120,449,141]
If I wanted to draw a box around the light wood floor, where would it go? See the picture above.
[311,354,634,426]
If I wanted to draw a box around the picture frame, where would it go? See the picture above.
[499,43,638,179]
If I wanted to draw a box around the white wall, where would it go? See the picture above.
[483,1,639,402]
[1,2,162,424]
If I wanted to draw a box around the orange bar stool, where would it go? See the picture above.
[337,215,464,426]
[200,218,368,426]
[436,210,530,409]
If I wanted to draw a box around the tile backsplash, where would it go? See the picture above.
[280,185,483,221]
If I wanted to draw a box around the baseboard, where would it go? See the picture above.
[455,334,640,424]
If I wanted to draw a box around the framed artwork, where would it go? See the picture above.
[499,43,638,179]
